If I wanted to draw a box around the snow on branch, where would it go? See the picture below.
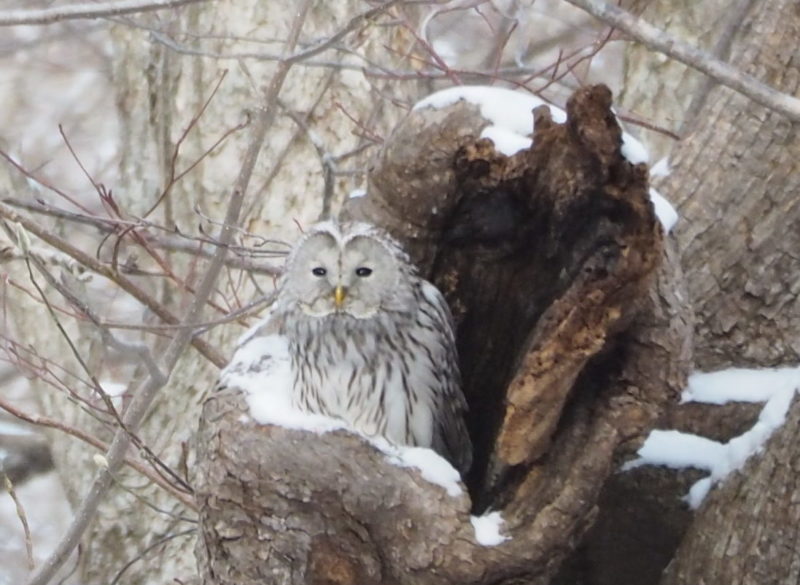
[564,0,800,121]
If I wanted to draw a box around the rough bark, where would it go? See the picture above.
[568,1,800,584]
[661,394,800,585]
[656,0,800,581]
[618,0,733,159]
[663,0,800,371]
[196,85,689,584]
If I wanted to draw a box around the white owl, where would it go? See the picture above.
[218,221,472,474]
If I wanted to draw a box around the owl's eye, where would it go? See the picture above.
[355,267,373,277]
[311,267,327,277]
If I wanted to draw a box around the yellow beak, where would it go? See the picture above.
[334,285,346,308]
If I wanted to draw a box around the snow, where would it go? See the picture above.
[649,188,679,233]
[348,188,367,199]
[414,85,567,132]
[623,430,724,473]
[222,334,344,434]
[650,157,671,177]
[413,85,565,157]
[471,511,509,546]
[625,366,800,508]
[413,85,679,230]
[100,381,127,397]
[225,333,465,496]
[682,367,800,404]
[480,126,532,156]
[382,442,463,497]
[621,133,650,165]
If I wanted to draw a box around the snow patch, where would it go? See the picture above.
[649,188,678,233]
[623,430,724,473]
[471,511,509,546]
[624,366,799,508]
[413,85,565,157]
[225,334,465,496]
[382,442,463,497]
[99,381,127,397]
[621,133,650,165]
[682,367,800,404]
[479,125,532,156]
[413,85,680,230]
[348,188,367,199]
[222,334,342,433]
[650,157,671,177]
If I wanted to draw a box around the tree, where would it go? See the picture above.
[1,0,798,584]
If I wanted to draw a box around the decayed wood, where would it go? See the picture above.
[197,85,688,584]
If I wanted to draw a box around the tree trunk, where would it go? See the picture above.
[196,85,689,584]
[661,395,800,585]
[561,0,800,583]
[656,0,800,581]
[662,0,800,371]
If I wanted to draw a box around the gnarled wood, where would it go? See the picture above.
[197,85,689,584]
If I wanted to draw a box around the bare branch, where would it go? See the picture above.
[0,0,208,27]
[0,399,195,510]
[2,197,286,275]
[563,0,800,120]
[25,1,314,582]
[4,475,34,571]
[0,201,227,368]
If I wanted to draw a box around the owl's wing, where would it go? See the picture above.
[415,279,473,475]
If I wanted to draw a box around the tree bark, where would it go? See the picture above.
[196,85,689,584]
[565,1,800,584]
[662,0,800,370]
[661,394,800,585]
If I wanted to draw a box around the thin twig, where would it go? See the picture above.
[564,0,800,121]
[0,399,195,509]
[4,475,34,570]
[0,202,226,367]
[25,2,313,583]
[2,197,287,274]
[0,0,208,26]
[108,529,196,585]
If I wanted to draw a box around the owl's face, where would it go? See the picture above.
[282,223,410,319]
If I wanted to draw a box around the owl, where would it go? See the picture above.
[219,221,472,475]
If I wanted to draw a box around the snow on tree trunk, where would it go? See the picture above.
[568,1,800,584]
[661,394,800,585]
[654,0,800,581]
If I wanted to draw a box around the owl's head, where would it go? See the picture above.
[280,221,416,319]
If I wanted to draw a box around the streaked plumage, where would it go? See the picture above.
[218,221,472,474]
